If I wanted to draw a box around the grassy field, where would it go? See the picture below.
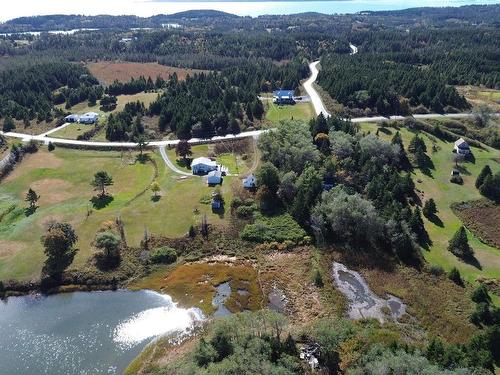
[456,85,500,111]
[360,122,500,298]
[264,101,315,123]
[57,92,159,117]
[50,123,97,139]
[0,147,239,281]
[87,61,206,85]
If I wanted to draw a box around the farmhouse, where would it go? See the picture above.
[207,170,223,185]
[64,114,80,123]
[191,157,217,175]
[454,138,470,155]
[79,112,99,124]
[243,174,257,189]
[273,90,295,105]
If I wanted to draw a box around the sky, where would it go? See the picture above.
[1,0,498,22]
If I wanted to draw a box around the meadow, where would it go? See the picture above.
[0,146,241,281]
[360,122,500,298]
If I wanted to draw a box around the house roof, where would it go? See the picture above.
[208,170,222,178]
[192,157,217,167]
[454,138,469,149]
[273,90,294,99]
[65,114,79,119]
[80,112,99,119]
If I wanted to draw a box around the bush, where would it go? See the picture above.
[150,246,177,264]
[448,267,463,286]
[48,142,55,152]
[241,213,306,244]
[429,265,444,276]
[235,205,254,219]
[314,270,324,287]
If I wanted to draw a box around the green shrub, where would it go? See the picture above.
[448,267,463,286]
[235,205,254,219]
[314,270,324,288]
[241,213,306,243]
[150,247,177,264]
[429,265,444,276]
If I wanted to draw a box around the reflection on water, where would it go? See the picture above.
[213,281,232,317]
[0,290,204,375]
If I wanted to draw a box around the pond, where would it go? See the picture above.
[332,262,406,323]
[0,290,204,375]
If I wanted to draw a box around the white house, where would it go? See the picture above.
[191,157,217,175]
[79,112,99,124]
[207,170,223,185]
[243,174,257,189]
[64,114,80,123]
[454,138,470,155]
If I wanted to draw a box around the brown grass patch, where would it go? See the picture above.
[87,61,206,85]
[259,248,343,326]
[29,179,74,205]
[360,265,478,344]
[452,200,500,249]
[0,240,26,258]
[4,152,63,182]
[131,260,262,314]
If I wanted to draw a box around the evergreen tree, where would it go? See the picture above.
[475,165,491,189]
[423,198,437,218]
[448,226,473,259]
[91,171,114,198]
[25,188,40,210]
[2,116,15,132]
[471,284,491,305]
[479,173,500,202]
[448,267,463,286]
[47,142,55,152]
[409,207,425,239]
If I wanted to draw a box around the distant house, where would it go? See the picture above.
[454,138,470,155]
[243,174,257,189]
[191,157,217,175]
[273,90,295,105]
[207,170,223,185]
[64,114,80,123]
[79,112,99,124]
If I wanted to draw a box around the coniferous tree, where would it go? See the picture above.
[409,207,425,239]
[475,165,492,189]
[448,267,463,286]
[25,188,40,210]
[423,198,437,218]
[2,116,15,132]
[448,226,473,259]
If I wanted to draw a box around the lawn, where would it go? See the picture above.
[264,100,315,123]
[0,147,236,281]
[166,143,254,176]
[50,123,97,139]
[359,122,500,297]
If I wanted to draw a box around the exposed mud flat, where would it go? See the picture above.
[332,262,406,323]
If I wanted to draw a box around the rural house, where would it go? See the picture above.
[79,112,99,124]
[191,157,217,175]
[273,90,295,104]
[243,174,257,189]
[64,114,80,123]
[207,170,223,185]
[454,138,470,155]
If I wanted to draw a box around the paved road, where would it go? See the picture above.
[159,146,193,177]
[303,61,331,118]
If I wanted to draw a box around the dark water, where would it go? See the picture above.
[0,290,203,375]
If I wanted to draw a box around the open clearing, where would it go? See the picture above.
[87,61,206,85]
[0,147,245,281]
[457,85,500,111]
[360,122,500,300]
[264,101,315,123]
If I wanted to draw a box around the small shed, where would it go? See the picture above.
[192,157,218,175]
[211,198,222,210]
[273,90,295,104]
[243,174,257,189]
[79,112,99,124]
[64,114,80,123]
[207,171,223,185]
[454,138,470,155]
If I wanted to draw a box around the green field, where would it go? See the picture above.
[360,122,500,297]
[264,101,315,123]
[0,147,237,281]
[50,123,97,139]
